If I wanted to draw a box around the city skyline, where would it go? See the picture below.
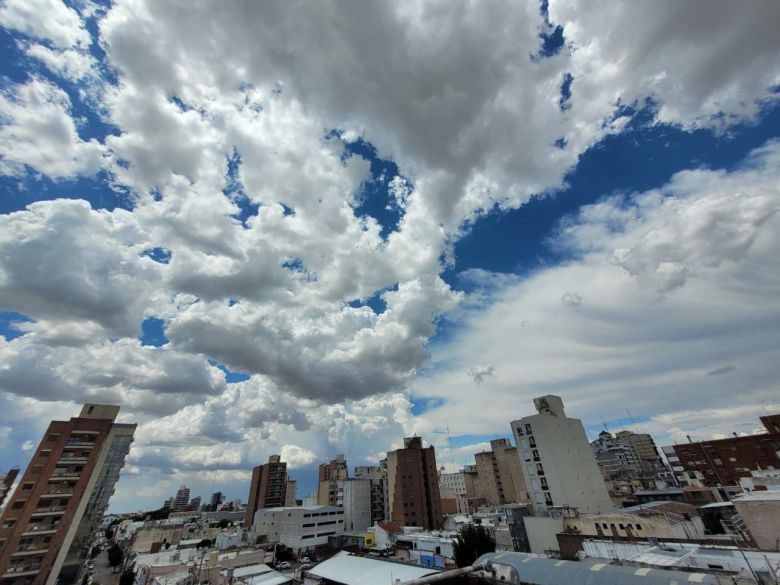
[1,0,780,514]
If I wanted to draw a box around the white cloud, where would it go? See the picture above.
[412,140,780,446]
[0,79,105,178]
[0,0,89,49]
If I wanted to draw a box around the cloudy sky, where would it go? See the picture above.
[1,0,779,511]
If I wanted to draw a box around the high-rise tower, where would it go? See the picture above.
[0,404,135,585]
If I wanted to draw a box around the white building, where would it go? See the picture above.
[336,479,372,532]
[253,505,344,553]
[302,551,439,585]
[511,395,612,514]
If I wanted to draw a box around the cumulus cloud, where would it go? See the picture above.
[0,79,105,178]
[1,0,780,509]
[412,140,780,447]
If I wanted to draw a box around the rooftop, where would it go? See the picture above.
[732,491,780,502]
[304,551,439,585]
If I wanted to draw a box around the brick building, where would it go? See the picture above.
[244,455,289,528]
[669,415,780,488]
[386,437,442,530]
[0,404,135,585]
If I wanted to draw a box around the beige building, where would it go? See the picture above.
[474,439,527,506]
[732,492,780,551]
[562,501,705,540]
[244,455,290,528]
[511,395,612,514]
[317,455,349,506]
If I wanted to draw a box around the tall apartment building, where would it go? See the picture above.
[208,491,223,511]
[511,395,612,514]
[317,455,348,506]
[0,470,19,509]
[612,431,663,465]
[244,455,289,528]
[473,439,528,506]
[0,404,135,585]
[386,437,442,530]
[173,486,190,512]
[666,415,780,488]
[353,466,388,525]
[188,496,201,511]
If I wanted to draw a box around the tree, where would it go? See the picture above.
[119,569,135,585]
[452,524,495,568]
[107,544,124,572]
[196,538,212,549]
[217,519,230,529]
[104,527,114,540]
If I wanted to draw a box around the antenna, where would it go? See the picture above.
[626,409,639,433]
[601,415,609,431]
[447,423,456,471]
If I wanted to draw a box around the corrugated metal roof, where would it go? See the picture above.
[476,552,726,585]
[305,551,439,585]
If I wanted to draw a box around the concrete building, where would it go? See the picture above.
[511,395,612,514]
[284,480,296,507]
[438,468,478,515]
[352,466,387,525]
[0,404,135,585]
[245,455,289,528]
[474,439,527,507]
[732,491,780,551]
[317,456,348,507]
[387,437,443,530]
[252,505,344,555]
[336,480,371,532]
[0,469,19,510]
[173,486,190,512]
[188,496,201,511]
[666,415,780,488]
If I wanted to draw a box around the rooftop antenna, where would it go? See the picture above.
[601,415,609,431]
[626,409,639,433]
[447,423,457,471]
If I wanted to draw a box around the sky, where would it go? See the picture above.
[0,0,779,512]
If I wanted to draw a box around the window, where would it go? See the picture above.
[38,451,50,458]
[31,465,43,475]
[2,520,15,528]
[47,434,58,442]
[12,501,24,510]
[636,524,642,530]
[87,406,94,414]
[21,483,33,491]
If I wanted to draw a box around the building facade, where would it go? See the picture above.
[0,404,135,585]
[667,415,780,488]
[317,456,348,507]
[173,486,190,512]
[473,439,527,506]
[353,466,388,526]
[0,470,19,510]
[244,455,289,528]
[386,437,442,530]
[252,505,344,554]
[511,395,612,514]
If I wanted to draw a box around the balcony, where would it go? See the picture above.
[22,525,58,536]
[3,565,41,577]
[12,545,49,557]
[57,457,88,465]
[31,506,67,517]
[50,470,80,481]
[41,486,74,498]
[64,441,94,449]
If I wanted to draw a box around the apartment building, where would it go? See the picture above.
[352,466,388,527]
[253,505,344,554]
[317,456,348,507]
[0,404,135,585]
[473,439,527,506]
[0,470,19,509]
[244,455,289,528]
[667,415,780,488]
[386,437,442,530]
[172,486,190,512]
[511,395,612,514]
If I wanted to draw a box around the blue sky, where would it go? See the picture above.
[1,0,779,511]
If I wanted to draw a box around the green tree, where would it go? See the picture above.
[217,519,230,529]
[452,524,495,568]
[104,527,114,540]
[107,544,124,572]
[119,569,135,585]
